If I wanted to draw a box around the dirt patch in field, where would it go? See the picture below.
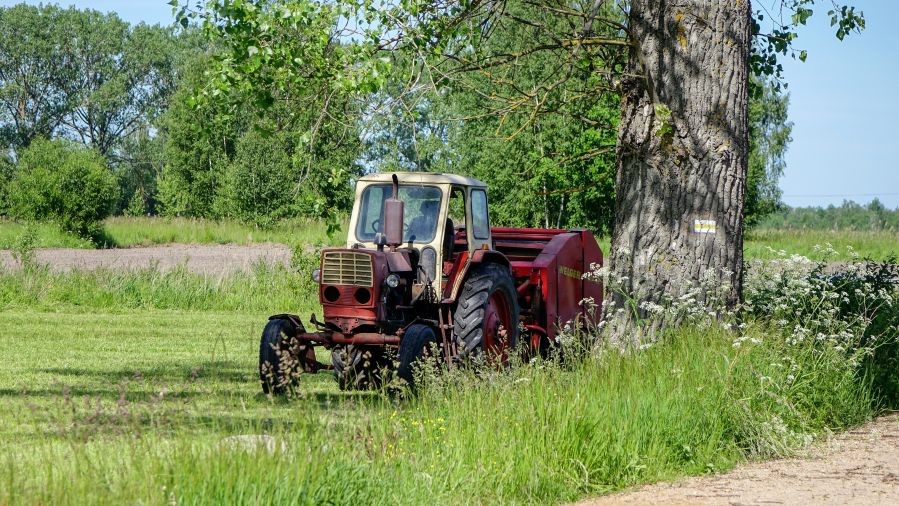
[580,413,899,505]
[0,244,293,276]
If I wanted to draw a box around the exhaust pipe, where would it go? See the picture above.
[383,174,404,251]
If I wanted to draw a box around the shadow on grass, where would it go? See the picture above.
[11,361,379,408]
[37,359,255,385]
[87,225,119,249]
[4,371,382,441]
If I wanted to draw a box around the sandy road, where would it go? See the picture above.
[0,244,293,276]
[580,414,899,505]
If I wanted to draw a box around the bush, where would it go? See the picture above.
[214,130,296,226]
[7,138,118,242]
[744,249,899,404]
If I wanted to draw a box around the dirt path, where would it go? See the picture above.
[0,244,292,276]
[581,414,899,505]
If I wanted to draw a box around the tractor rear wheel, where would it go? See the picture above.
[331,345,388,390]
[259,318,311,395]
[397,324,440,387]
[453,263,520,361]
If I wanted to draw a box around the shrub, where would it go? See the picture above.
[214,130,296,226]
[7,138,118,242]
[744,248,899,404]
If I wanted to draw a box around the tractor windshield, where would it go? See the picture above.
[356,184,443,244]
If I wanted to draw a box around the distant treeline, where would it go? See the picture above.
[758,200,899,231]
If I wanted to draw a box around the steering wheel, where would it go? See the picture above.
[371,218,381,233]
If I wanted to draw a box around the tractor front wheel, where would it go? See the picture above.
[453,263,520,361]
[397,324,440,387]
[259,318,313,395]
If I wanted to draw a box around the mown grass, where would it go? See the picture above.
[0,216,344,249]
[0,303,876,504]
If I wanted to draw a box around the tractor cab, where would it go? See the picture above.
[346,172,493,296]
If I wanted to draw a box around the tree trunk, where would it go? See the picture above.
[607,0,750,338]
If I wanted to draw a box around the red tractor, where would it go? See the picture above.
[259,172,604,392]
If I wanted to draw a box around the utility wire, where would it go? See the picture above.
[783,192,899,198]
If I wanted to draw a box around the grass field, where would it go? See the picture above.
[744,229,899,261]
[0,308,872,504]
[0,259,889,504]
[0,263,320,313]
[0,217,895,504]
[1,217,896,261]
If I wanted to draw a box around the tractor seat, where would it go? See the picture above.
[442,218,454,261]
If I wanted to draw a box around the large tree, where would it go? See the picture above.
[0,4,176,156]
[746,75,792,226]
[360,2,620,234]
[60,13,176,157]
[156,25,363,224]
[0,4,74,149]
[607,1,752,328]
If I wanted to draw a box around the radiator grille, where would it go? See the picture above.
[321,252,373,287]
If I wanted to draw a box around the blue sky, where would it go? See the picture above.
[776,1,899,209]
[3,0,897,209]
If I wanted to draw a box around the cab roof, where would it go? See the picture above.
[358,172,486,188]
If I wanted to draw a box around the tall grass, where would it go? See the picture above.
[0,262,320,313]
[0,219,93,248]
[103,216,343,248]
[1,326,874,505]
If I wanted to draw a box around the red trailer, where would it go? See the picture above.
[492,227,603,349]
[259,173,603,393]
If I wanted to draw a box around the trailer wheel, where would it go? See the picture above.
[397,324,440,387]
[454,263,520,361]
[259,318,311,395]
[332,345,387,390]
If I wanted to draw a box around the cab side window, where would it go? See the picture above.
[448,187,466,228]
[471,189,490,240]
[447,188,467,257]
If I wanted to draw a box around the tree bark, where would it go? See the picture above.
[607,0,750,338]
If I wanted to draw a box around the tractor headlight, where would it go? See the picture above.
[311,268,321,283]
[385,273,400,288]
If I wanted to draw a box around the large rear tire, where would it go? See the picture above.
[397,324,440,387]
[453,263,520,361]
[259,318,310,395]
[331,345,388,391]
